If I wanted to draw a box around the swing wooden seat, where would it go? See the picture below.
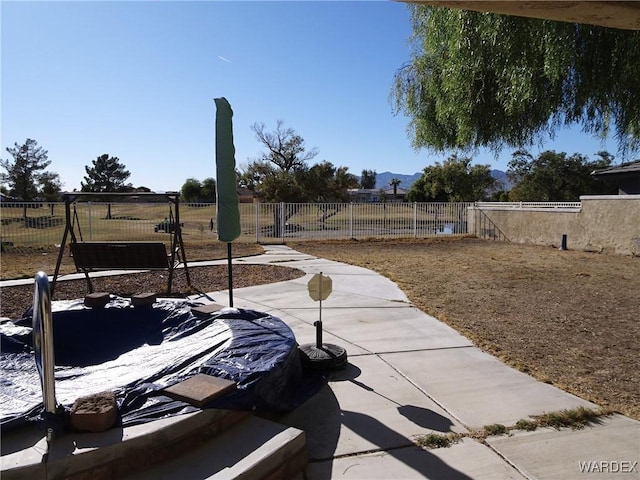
[69,241,181,294]
[70,241,176,271]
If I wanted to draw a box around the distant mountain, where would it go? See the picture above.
[371,170,510,190]
[490,169,512,190]
[374,172,422,190]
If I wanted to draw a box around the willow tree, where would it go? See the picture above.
[392,6,640,155]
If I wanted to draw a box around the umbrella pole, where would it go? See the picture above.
[227,242,233,307]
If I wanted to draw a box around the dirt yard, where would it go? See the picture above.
[1,237,638,420]
[0,242,302,320]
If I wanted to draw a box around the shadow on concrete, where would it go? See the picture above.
[278,362,471,479]
[326,362,362,382]
[397,404,455,433]
[274,363,359,477]
[339,409,473,480]
[331,363,456,434]
[0,423,45,457]
[275,383,342,480]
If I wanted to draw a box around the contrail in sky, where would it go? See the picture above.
[218,56,231,63]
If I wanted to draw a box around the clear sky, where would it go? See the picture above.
[1,0,623,193]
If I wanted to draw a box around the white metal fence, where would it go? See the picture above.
[0,201,473,248]
[254,202,471,242]
[475,202,582,210]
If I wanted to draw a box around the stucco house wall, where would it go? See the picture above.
[468,195,640,255]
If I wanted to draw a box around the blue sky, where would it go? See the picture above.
[1,0,623,192]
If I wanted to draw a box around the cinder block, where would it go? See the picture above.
[84,292,110,308]
[191,303,225,317]
[163,374,236,408]
[71,391,118,433]
[131,292,156,308]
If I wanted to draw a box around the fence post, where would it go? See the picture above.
[413,202,417,238]
[88,202,93,241]
[472,203,478,237]
[255,202,259,243]
[280,202,285,243]
[349,203,353,239]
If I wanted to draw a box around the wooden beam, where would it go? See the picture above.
[406,1,640,30]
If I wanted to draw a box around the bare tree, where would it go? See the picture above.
[251,120,318,173]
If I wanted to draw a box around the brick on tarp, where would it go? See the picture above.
[131,292,157,308]
[71,391,118,433]
[163,374,236,408]
[191,303,225,317]
[84,292,110,308]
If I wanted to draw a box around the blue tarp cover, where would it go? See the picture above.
[0,298,323,432]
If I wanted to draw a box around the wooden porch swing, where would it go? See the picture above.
[51,192,191,297]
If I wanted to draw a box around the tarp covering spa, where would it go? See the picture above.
[0,297,323,432]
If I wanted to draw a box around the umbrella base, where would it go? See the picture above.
[299,343,348,370]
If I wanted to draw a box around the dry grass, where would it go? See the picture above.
[414,406,609,449]
[289,237,640,421]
